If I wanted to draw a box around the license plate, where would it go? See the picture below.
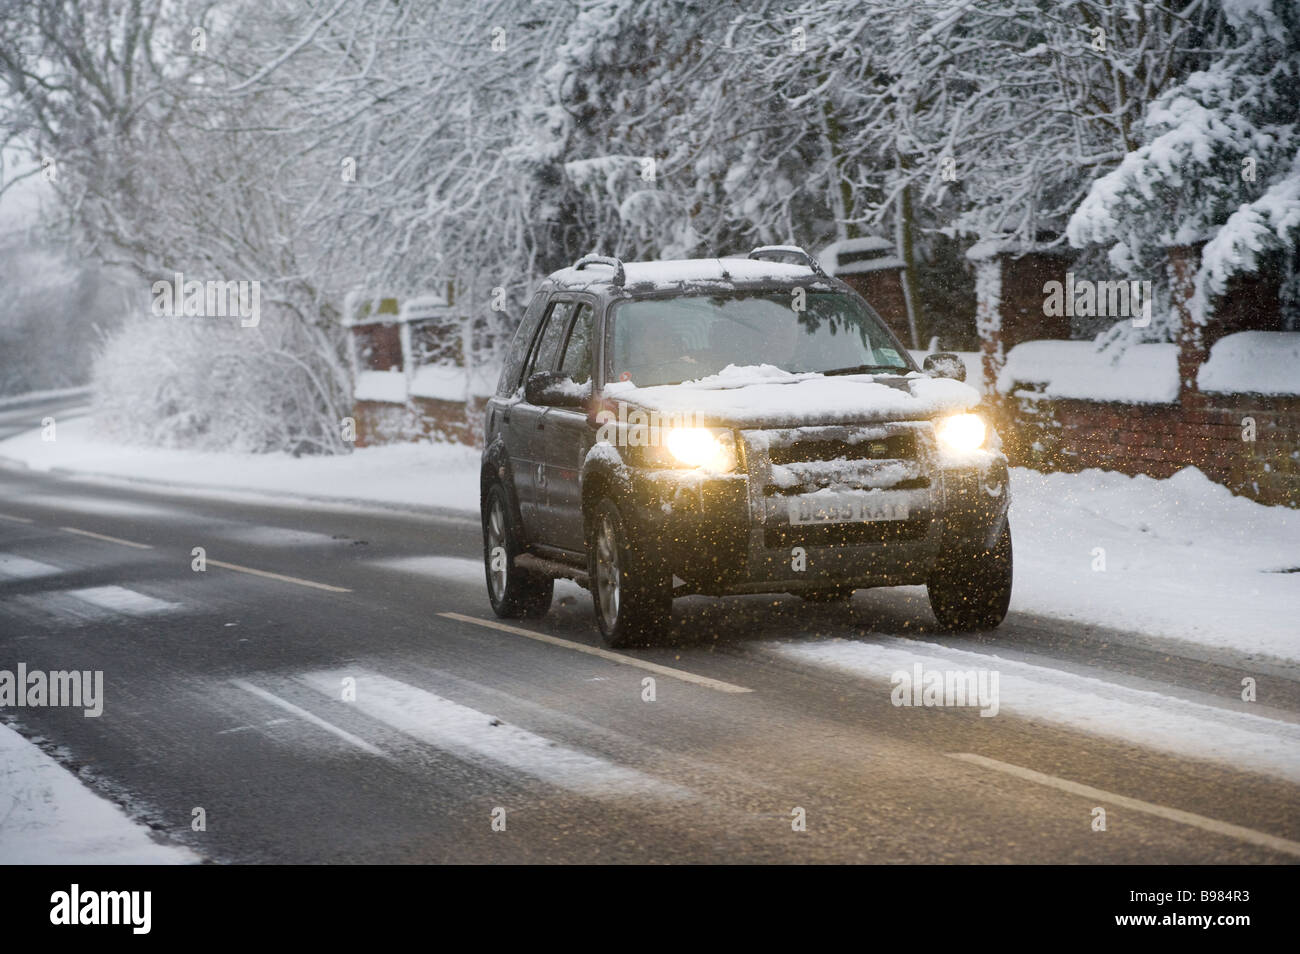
[787,494,910,526]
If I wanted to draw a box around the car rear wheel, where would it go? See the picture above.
[927,521,1012,630]
[483,484,553,618]
[589,497,671,647]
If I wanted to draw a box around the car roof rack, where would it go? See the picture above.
[748,245,828,277]
[573,254,625,287]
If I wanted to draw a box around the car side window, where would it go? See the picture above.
[558,303,594,385]
[498,291,549,396]
[525,301,575,381]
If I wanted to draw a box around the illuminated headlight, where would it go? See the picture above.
[664,427,737,471]
[935,413,987,452]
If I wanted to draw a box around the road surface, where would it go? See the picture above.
[1,396,1296,863]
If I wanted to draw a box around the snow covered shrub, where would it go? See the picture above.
[92,309,351,455]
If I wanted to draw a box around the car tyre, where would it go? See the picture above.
[927,521,1012,631]
[589,497,672,647]
[483,483,553,618]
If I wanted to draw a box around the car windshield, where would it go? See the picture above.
[608,291,911,387]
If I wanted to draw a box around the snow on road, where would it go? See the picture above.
[770,637,1300,783]
[0,722,197,863]
[2,411,1297,662]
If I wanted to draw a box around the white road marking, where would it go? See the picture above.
[949,753,1300,859]
[0,553,63,581]
[439,612,754,694]
[299,669,686,798]
[206,558,351,593]
[0,512,33,523]
[58,526,152,549]
[65,585,179,615]
[231,679,386,757]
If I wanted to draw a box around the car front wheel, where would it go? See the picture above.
[926,521,1012,631]
[589,497,672,647]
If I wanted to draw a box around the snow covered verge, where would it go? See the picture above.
[1,415,1296,661]
[0,722,196,863]
[1010,467,1300,661]
[0,415,480,514]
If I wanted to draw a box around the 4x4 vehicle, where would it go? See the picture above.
[481,247,1011,646]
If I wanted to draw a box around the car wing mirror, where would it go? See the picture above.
[525,371,588,407]
[922,352,966,382]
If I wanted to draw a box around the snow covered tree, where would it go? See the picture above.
[1068,0,1300,337]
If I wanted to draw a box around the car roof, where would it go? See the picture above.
[544,257,840,296]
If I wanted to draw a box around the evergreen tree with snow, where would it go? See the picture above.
[1068,0,1300,336]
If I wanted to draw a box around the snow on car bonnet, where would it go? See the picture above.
[604,364,980,428]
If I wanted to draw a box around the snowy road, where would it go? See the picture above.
[1,406,1298,863]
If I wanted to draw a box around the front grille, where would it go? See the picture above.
[763,475,929,495]
[768,433,915,465]
[764,518,930,549]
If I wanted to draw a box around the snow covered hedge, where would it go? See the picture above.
[93,315,351,455]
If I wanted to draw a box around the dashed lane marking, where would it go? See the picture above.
[438,612,753,694]
[207,558,351,593]
[948,752,1300,859]
[58,526,152,549]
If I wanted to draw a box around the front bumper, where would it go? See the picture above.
[619,423,1009,596]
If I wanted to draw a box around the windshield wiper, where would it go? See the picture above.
[821,364,910,376]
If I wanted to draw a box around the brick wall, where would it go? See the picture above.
[353,396,489,448]
[995,392,1300,507]
[352,323,404,372]
[839,269,910,345]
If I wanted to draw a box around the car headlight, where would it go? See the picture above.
[664,427,737,471]
[935,413,987,452]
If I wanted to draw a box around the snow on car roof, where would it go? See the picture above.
[549,257,819,290]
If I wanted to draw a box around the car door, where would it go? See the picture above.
[536,300,596,551]
[508,299,575,541]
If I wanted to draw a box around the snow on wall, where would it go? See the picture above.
[998,340,1180,404]
[410,364,467,402]
[817,237,904,276]
[1198,331,1300,395]
[354,369,408,404]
